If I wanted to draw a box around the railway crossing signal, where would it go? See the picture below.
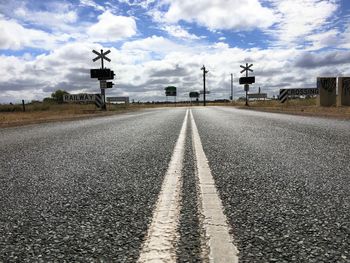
[90,69,115,80]
[91,49,114,110]
[239,76,255,85]
[239,63,255,106]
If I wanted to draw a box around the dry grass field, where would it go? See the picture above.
[226,98,350,119]
[1,99,350,128]
[0,103,138,128]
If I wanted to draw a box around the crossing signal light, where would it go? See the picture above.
[90,68,115,80]
[106,82,114,89]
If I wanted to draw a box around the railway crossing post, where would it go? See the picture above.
[239,63,255,106]
[91,49,114,110]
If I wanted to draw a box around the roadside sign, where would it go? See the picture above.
[63,93,103,108]
[279,88,319,103]
[165,86,177,96]
[248,93,267,99]
[289,88,319,96]
[107,97,129,103]
[244,84,249,92]
[189,92,200,98]
[199,90,211,94]
[63,94,96,102]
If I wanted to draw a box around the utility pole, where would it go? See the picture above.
[231,73,233,101]
[245,64,248,106]
[201,65,209,106]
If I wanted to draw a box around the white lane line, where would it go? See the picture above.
[190,109,239,263]
[138,109,188,263]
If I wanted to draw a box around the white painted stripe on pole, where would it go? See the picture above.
[138,109,188,263]
[190,110,239,263]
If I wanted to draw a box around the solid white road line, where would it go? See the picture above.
[190,109,239,263]
[138,109,188,263]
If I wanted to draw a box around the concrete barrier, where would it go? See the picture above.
[337,77,350,106]
[317,77,336,107]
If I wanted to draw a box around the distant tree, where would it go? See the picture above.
[51,90,69,103]
[43,97,55,103]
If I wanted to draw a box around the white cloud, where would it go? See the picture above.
[87,11,137,42]
[14,5,78,31]
[336,23,350,49]
[305,29,339,50]
[79,0,106,11]
[268,0,338,47]
[121,35,188,54]
[0,17,68,50]
[157,0,277,31]
[162,25,200,40]
[117,0,156,9]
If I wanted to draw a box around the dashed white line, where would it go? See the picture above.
[138,109,188,263]
[190,109,239,263]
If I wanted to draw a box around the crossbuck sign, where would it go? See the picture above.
[92,49,111,63]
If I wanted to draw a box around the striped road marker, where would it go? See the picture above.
[279,89,289,103]
[95,94,103,108]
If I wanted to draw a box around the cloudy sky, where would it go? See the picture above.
[0,0,350,103]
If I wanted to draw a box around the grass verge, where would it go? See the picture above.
[227,99,350,120]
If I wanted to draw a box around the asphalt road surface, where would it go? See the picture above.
[1,107,349,262]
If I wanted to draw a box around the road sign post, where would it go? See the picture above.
[165,86,177,105]
[189,91,200,105]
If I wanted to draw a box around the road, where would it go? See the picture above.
[0,107,349,262]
